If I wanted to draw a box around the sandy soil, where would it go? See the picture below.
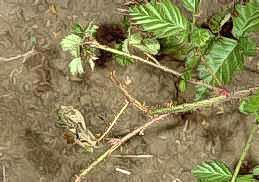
[0,0,258,182]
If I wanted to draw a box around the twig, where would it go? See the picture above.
[115,168,131,175]
[151,86,259,115]
[231,122,258,182]
[98,101,130,142]
[111,154,153,158]
[76,114,169,180]
[87,41,219,91]
[2,165,6,182]
[0,48,36,63]
[110,71,149,114]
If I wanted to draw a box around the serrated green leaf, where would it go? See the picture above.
[129,0,190,38]
[236,175,255,182]
[129,33,142,45]
[196,37,245,99]
[84,20,98,37]
[60,34,82,57]
[179,79,187,92]
[141,38,160,55]
[191,28,214,48]
[72,23,85,37]
[160,30,192,60]
[128,33,160,55]
[198,37,244,86]
[114,42,134,66]
[182,51,200,82]
[239,91,259,121]
[209,9,231,33]
[232,0,259,38]
[69,57,84,75]
[195,85,209,101]
[253,166,259,176]
[239,37,257,57]
[181,0,201,14]
[192,160,232,182]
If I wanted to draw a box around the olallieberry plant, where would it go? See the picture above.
[60,0,259,100]
[128,0,259,99]
[59,1,259,179]
[192,91,259,182]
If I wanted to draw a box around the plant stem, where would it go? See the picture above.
[231,123,258,182]
[151,86,259,115]
[90,41,181,76]
[77,114,168,179]
[0,48,36,63]
[97,101,129,142]
[87,41,219,91]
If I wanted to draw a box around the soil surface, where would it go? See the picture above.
[0,0,259,182]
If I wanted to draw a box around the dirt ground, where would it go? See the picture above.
[0,0,259,182]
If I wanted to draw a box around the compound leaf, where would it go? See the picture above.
[192,160,232,182]
[160,30,192,60]
[236,175,255,182]
[181,0,201,14]
[60,34,82,57]
[239,37,257,57]
[69,57,84,75]
[232,0,259,38]
[253,166,259,176]
[129,33,160,55]
[129,0,190,38]
[239,91,259,122]
[191,28,214,48]
[198,37,244,86]
[114,41,134,66]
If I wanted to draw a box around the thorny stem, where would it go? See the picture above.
[77,114,169,179]
[86,41,219,91]
[97,101,129,142]
[231,122,258,182]
[76,86,258,180]
[89,41,181,76]
[151,86,259,115]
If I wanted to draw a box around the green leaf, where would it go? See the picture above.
[239,91,259,122]
[198,37,244,86]
[69,57,84,75]
[209,9,231,33]
[129,33,160,55]
[129,0,190,38]
[192,160,232,182]
[72,24,85,38]
[195,85,209,101]
[179,79,187,93]
[253,166,259,176]
[191,28,214,48]
[239,37,257,57]
[114,42,134,66]
[84,20,98,37]
[60,34,82,57]
[182,51,200,81]
[232,0,259,38]
[160,30,192,60]
[181,0,201,14]
[236,175,255,182]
